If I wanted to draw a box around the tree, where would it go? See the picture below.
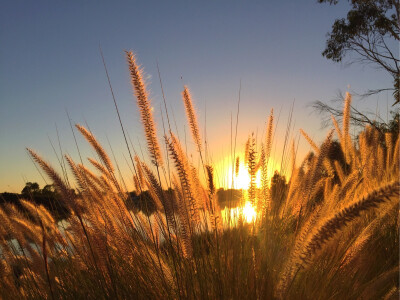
[19,182,70,220]
[42,184,56,196]
[21,182,40,195]
[312,91,399,134]
[270,171,288,217]
[319,0,400,105]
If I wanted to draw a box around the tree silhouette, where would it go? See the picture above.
[270,171,288,217]
[42,184,56,196]
[319,0,399,104]
[21,182,40,195]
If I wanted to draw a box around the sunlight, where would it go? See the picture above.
[214,154,276,190]
[242,201,256,223]
[234,162,253,189]
[221,201,257,226]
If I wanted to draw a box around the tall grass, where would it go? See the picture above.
[0,52,398,299]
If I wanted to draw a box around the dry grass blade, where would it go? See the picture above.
[244,137,250,165]
[182,86,202,153]
[141,162,164,211]
[205,165,222,231]
[125,50,163,167]
[205,165,215,196]
[338,202,397,269]
[27,148,73,203]
[165,133,198,225]
[260,146,270,217]
[300,129,319,153]
[265,108,274,163]
[299,181,399,266]
[358,267,399,300]
[235,156,240,178]
[342,92,352,162]
[87,157,122,194]
[75,124,114,173]
[247,134,257,205]
[331,114,342,142]
[65,155,87,192]
[385,132,393,173]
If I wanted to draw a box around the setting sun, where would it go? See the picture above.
[214,154,276,190]
[234,160,259,189]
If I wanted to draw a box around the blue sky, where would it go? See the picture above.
[0,1,395,192]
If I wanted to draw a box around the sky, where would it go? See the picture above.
[0,0,395,192]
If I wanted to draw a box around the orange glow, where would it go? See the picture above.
[215,152,277,227]
[214,153,276,190]
[242,201,257,222]
[221,201,257,225]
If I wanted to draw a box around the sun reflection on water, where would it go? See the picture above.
[221,201,257,226]
[242,201,257,222]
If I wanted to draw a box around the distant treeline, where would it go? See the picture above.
[0,182,70,220]
[1,183,273,220]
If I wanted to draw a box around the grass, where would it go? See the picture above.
[0,52,398,299]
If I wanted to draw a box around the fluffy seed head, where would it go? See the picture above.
[75,124,114,173]
[126,50,163,167]
[182,86,202,152]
